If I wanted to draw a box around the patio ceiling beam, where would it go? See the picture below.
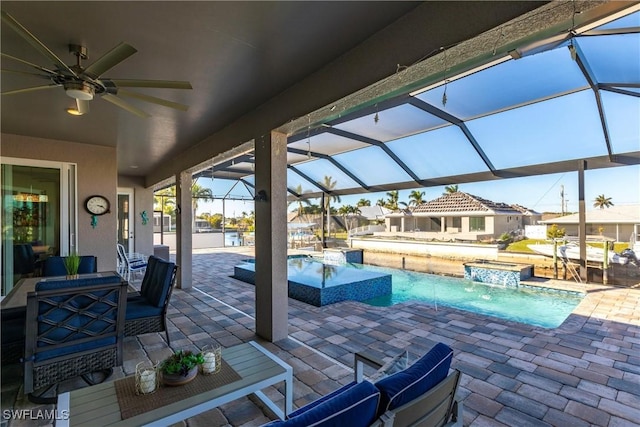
[571,43,614,161]
[323,127,424,185]
[216,166,253,175]
[287,165,331,194]
[287,147,371,191]
[598,84,640,98]
[408,97,497,175]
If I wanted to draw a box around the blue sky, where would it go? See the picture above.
[195,164,639,217]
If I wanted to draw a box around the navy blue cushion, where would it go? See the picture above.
[140,257,175,308]
[78,256,97,274]
[125,297,163,320]
[43,255,97,276]
[42,256,67,276]
[266,380,380,427]
[139,256,159,296]
[375,343,453,415]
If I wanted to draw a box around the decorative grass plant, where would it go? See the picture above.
[63,252,81,276]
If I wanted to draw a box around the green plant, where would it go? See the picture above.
[161,350,204,376]
[63,252,81,275]
[498,232,511,242]
[546,224,566,239]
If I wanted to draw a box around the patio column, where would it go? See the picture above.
[578,160,587,282]
[176,171,193,289]
[254,131,288,342]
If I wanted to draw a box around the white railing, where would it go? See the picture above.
[348,224,385,237]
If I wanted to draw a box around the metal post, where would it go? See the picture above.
[578,160,588,283]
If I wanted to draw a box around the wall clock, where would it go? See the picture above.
[85,195,110,215]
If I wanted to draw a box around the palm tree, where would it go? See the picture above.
[444,184,459,194]
[407,190,425,207]
[386,190,400,211]
[375,198,386,207]
[288,184,312,217]
[593,194,613,209]
[191,183,214,222]
[356,198,371,207]
[337,205,361,234]
[321,176,340,238]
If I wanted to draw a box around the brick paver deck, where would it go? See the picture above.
[2,247,639,426]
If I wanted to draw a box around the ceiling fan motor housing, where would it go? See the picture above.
[64,81,95,100]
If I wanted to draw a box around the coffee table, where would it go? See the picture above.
[57,341,293,426]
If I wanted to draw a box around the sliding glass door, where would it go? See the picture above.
[0,158,76,295]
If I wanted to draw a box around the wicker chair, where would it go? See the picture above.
[23,274,127,403]
[125,256,177,345]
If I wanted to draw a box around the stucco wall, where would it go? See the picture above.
[2,133,118,271]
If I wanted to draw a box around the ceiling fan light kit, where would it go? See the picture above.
[1,10,191,117]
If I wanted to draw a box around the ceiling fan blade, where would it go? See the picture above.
[1,68,52,79]
[1,53,57,75]
[102,93,150,118]
[117,89,189,111]
[83,42,137,79]
[76,99,90,115]
[1,10,77,78]
[2,84,59,95]
[108,79,192,90]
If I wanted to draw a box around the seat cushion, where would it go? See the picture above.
[375,342,453,414]
[125,297,163,320]
[265,380,380,427]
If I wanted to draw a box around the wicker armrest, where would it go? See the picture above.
[354,350,384,382]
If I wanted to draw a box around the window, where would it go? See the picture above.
[452,217,461,228]
[469,217,485,232]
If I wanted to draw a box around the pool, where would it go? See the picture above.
[233,257,392,307]
[360,264,584,329]
[236,257,584,328]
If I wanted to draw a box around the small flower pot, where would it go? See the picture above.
[161,366,198,386]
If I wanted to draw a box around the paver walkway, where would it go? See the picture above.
[2,247,639,426]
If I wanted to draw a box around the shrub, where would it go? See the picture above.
[547,224,566,239]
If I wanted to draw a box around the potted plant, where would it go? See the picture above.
[160,350,204,386]
[64,252,81,278]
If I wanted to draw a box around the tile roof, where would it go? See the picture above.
[540,204,640,224]
[412,192,523,215]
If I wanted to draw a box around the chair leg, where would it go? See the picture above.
[81,368,114,386]
[28,383,59,404]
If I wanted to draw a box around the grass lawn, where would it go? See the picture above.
[506,239,629,254]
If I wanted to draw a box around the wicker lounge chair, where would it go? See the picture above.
[125,256,177,344]
[23,274,127,403]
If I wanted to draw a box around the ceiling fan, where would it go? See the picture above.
[0,10,192,117]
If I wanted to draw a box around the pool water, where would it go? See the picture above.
[355,263,584,329]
